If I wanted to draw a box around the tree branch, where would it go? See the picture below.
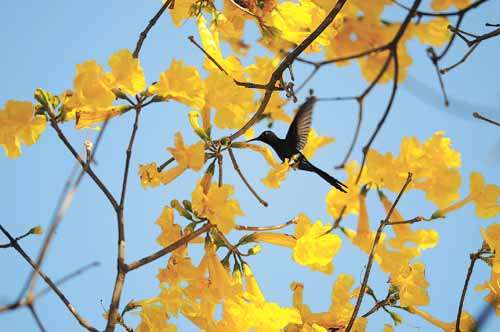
[133,0,174,58]
[227,0,348,141]
[455,249,482,332]
[0,225,98,332]
[126,223,214,272]
[228,147,268,207]
[344,172,413,332]
[473,112,500,127]
[235,218,297,231]
[106,105,143,331]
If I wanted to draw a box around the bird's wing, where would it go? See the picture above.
[285,96,316,151]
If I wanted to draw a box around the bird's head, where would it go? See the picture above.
[246,130,279,145]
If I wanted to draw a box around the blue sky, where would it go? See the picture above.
[0,1,499,331]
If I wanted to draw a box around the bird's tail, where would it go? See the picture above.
[300,159,348,192]
[313,166,348,193]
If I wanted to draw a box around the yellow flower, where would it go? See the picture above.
[205,244,239,300]
[214,11,248,55]
[262,158,291,189]
[246,143,279,166]
[374,131,463,208]
[292,214,342,274]
[476,270,500,317]
[75,105,128,129]
[167,0,194,27]
[157,250,199,287]
[66,60,115,109]
[139,134,205,188]
[365,149,398,191]
[138,163,162,189]
[155,207,182,248]
[480,223,500,273]
[409,306,475,331]
[0,100,46,158]
[188,111,209,141]
[302,129,334,160]
[205,72,254,129]
[265,0,335,53]
[167,132,205,171]
[136,302,177,332]
[107,49,146,95]
[412,17,451,47]
[431,0,470,11]
[470,172,500,218]
[435,172,500,218]
[149,59,205,110]
[379,191,439,251]
[246,56,280,86]
[253,232,297,247]
[221,264,302,331]
[289,274,360,330]
[329,274,356,326]
[197,15,246,79]
[326,160,362,219]
[191,182,244,233]
[390,262,430,307]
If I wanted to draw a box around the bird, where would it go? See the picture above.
[247,95,348,193]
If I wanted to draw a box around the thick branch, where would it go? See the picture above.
[227,0,348,141]
[106,106,142,331]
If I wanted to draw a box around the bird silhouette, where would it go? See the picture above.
[248,96,348,193]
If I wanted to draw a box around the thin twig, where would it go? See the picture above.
[46,103,118,211]
[126,223,214,272]
[391,0,488,17]
[336,99,363,169]
[23,118,110,300]
[28,304,47,332]
[133,0,174,58]
[356,51,399,184]
[157,157,175,172]
[0,225,98,332]
[187,36,283,91]
[217,154,223,187]
[455,249,481,332]
[0,261,101,312]
[344,173,413,332]
[295,66,319,93]
[228,147,268,207]
[437,14,465,61]
[473,112,500,127]
[0,228,34,248]
[235,218,297,231]
[35,261,100,299]
[427,47,449,106]
[440,43,479,74]
[386,216,425,225]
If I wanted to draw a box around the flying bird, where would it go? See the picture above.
[248,96,348,193]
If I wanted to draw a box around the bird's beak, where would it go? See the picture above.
[246,137,259,143]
